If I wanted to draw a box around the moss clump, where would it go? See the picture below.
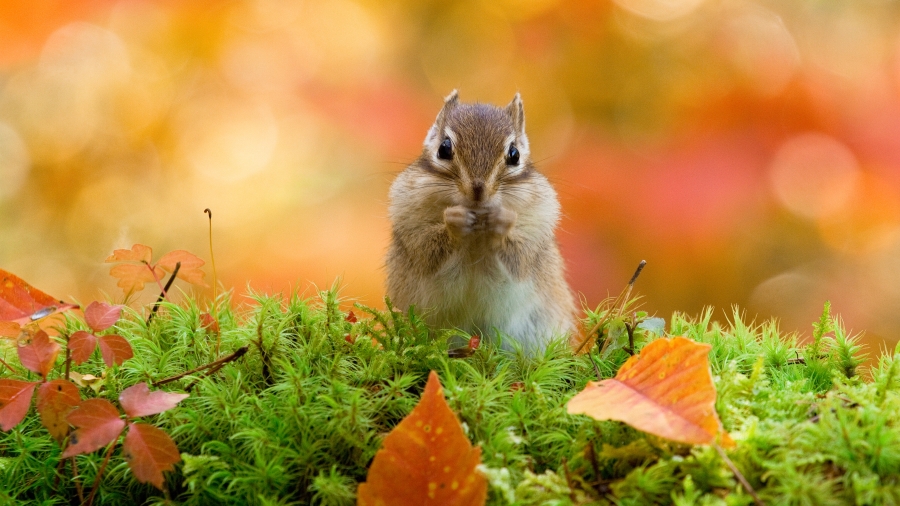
[1,290,898,505]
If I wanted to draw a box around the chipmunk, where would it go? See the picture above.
[385,90,576,353]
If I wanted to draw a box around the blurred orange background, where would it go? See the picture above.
[2,0,900,351]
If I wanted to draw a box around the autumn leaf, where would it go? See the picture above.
[0,321,21,338]
[106,244,207,293]
[157,250,207,287]
[0,379,38,431]
[18,330,60,378]
[119,382,188,418]
[69,371,106,393]
[105,244,152,263]
[0,268,78,325]
[567,336,734,447]
[84,301,123,333]
[69,330,98,365]
[108,263,160,294]
[199,312,219,333]
[37,379,81,443]
[98,334,134,367]
[122,422,181,489]
[357,370,487,506]
[62,399,126,457]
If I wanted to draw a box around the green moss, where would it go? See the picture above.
[1,290,899,505]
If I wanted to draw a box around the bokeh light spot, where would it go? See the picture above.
[768,133,860,220]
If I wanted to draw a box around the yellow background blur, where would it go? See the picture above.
[2,0,900,351]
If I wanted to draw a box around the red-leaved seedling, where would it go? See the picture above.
[69,302,133,367]
[63,382,188,491]
[0,379,39,431]
[18,330,60,378]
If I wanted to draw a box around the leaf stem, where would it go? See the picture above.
[147,262,181,325]
[0,356,16,374]
[86,438,118,506]
[70,457,84,504]
[574,260,647,354]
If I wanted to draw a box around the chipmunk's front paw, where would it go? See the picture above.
[444,205,476,239]
[487,206,517,237]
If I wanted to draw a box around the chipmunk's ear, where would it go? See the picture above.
[425,90,459,146]
[506,92,525,136]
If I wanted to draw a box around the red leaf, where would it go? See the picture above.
[62,399,126,458]
[357,371,487,506]
[199,312,219,333]
[0,379,38,431]
[122,422,181,490]
[98,334,134,367]
[119,382,188,419]
[84,301,123,333]
[345,310,358,323]
[18,330,60,377]
[37,379,80,442]
[69,330,98,365]
[105,244,152,263]
[157,250,207,287]
[0,268,78,324]
[108,263,160,294]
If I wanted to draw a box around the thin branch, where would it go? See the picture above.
[714,443,764,506]
[588,352,603,381]
[147,262,181,325]
[153,346,249,387]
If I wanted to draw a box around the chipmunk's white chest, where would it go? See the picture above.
[424,252,548,350]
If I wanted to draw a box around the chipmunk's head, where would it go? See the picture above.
[419,90,533,207]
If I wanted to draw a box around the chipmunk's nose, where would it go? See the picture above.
[472,181,484,202]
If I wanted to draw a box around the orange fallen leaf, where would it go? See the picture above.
[357,370,487,506]
[567,336,734,447]
[0,268,79,325]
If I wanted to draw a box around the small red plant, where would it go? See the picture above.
[69,301,133,367]
[63,382,188,490]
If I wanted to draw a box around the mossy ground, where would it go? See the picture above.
[1,288,899,505]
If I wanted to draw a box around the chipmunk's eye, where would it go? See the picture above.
[438,138,453,160]
[506,144,519,165]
